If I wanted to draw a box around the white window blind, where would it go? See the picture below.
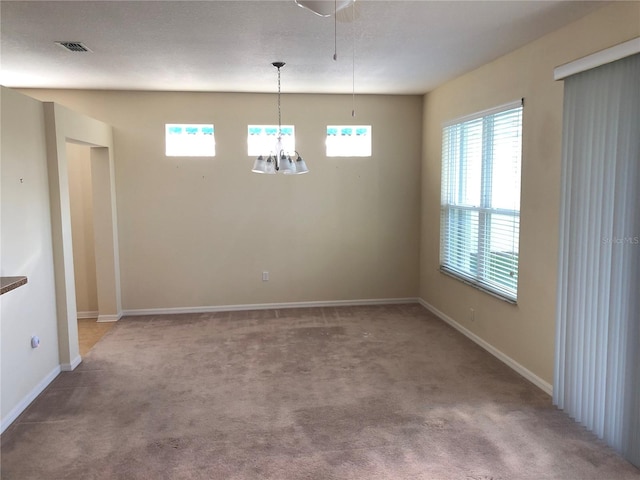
[440,101,523,302]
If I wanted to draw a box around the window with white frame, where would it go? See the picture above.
[440,101,523,302]
[247,125,295,156]
[326,125,371,157]
[165,124,215,157]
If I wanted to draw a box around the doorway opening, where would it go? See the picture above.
[66,142,115,356]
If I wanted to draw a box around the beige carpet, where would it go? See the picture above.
[2,304,639,479]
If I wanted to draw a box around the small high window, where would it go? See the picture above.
[326,125,371,157]
[248,125,295,156]
[165,124,215,157]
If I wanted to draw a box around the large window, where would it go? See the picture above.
[440,101,523,302]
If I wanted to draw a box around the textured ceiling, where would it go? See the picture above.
[0,1,605,94]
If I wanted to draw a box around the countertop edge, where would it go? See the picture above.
[0,276,28,295]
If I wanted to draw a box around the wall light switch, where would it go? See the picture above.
[262,271,269,281]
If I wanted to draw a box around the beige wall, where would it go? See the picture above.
[67,143,98,314]
[420,2,640,387]
[1,90,120,430]
[0,87,60,428]
[22,91,424,310]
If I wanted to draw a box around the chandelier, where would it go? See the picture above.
[252,62,309,175]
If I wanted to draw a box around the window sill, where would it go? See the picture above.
[439,268,517,305]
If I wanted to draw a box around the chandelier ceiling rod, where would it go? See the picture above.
[251,62,309,175]
[274,61,284,137]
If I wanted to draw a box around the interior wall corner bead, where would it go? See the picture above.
[553,37,640,80]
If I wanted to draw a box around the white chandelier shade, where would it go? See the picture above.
[251,152,309,175]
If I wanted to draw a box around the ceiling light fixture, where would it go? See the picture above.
[295,0,353,17]
[252,62,309,175]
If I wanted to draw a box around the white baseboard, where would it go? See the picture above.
[78,311,121,322]
[61,355,82,371]
[418,298,553,396]
[97,313,122,323]
[122,297,420,317]
[1,365,61,434]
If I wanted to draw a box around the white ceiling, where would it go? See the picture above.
[0,0,606,95]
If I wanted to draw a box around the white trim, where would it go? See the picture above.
[97,313,121,323]
[60,355,82,371]
[77,310,98,319]
[418,298,553,395]
[554,37,640,80]
[442,99,523,127]
[122,298,419,317]
[1,365,60,434]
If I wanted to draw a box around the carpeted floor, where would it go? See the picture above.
[77,318,116,357]
[2,304,639,479]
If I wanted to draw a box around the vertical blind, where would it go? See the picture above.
[440,101,523,302]
[554,53,639,467]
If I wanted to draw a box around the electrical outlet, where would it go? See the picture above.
[470,308,475,322]
[262,271,269,281]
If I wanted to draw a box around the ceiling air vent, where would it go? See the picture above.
[55,41,92,53]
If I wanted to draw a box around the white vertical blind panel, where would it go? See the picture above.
[555,53,640,467]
